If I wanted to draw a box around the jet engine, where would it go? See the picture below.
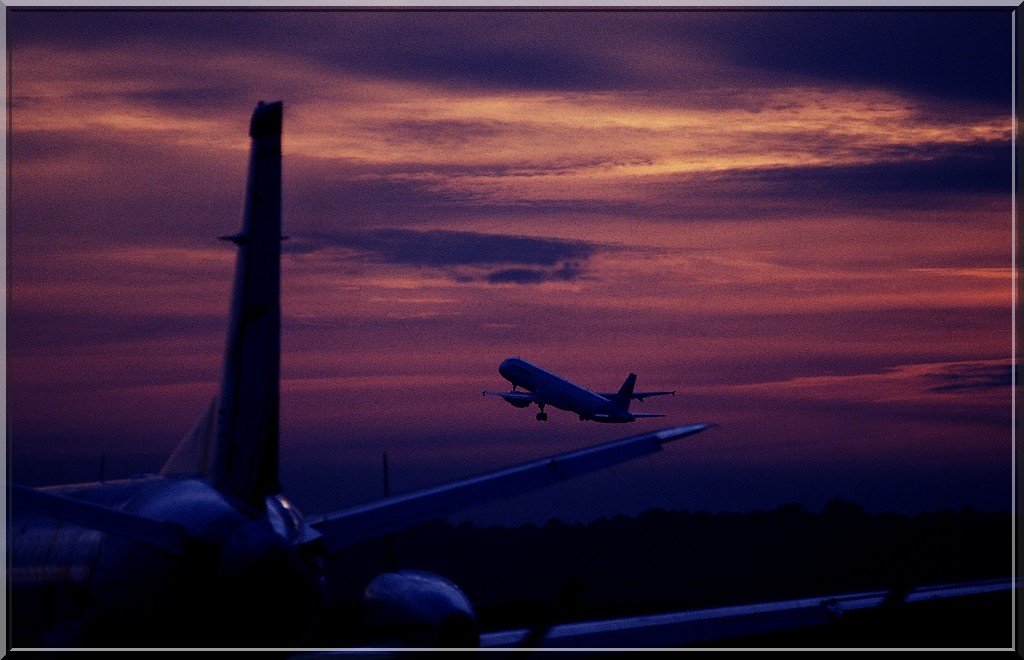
[361,569,479,648]
[502,395,533,409]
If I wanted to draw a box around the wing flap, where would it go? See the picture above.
[308,423,711,553]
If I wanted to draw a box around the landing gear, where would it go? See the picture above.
[536,412,548,421]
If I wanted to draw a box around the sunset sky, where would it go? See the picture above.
[6,7,1017,526]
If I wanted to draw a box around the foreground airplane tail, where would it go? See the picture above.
[161,101,284,509]
[212,100,284,508]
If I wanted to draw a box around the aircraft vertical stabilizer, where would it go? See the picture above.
[612,373,638,410]
[211,100,284,509]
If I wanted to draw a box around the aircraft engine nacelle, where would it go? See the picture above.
[503,396,533,409]
[362,569,479,648]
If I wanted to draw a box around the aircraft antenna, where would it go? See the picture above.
[383,450,397,570]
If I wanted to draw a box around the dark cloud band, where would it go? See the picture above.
[305,228,594,268]
[924,362,1015,393]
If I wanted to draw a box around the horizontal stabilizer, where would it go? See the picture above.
[308,423,711,553]
[597,390,675,401]
[11,484,185,555]
[633,390,675,401]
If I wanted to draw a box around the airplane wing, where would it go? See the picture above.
[631,390,675,401]
[478,577,1016,649]
[481,390,541,403]
[291,577,1014,654]
[307,423,711,553]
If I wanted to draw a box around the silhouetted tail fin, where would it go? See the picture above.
[612,373,638,410]
[209,101,284,509]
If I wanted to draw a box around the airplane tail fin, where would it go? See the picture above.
[208,100,284,509]
[612,373,638,411]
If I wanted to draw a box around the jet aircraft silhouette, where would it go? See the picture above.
[483,357,675,422]
[7,101,712,649]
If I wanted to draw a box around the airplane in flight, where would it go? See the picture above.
[483,357,676,422]
[7,100,713,650]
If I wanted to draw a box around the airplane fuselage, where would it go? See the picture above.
[498,357,637,423]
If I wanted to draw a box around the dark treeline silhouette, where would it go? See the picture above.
[315,499,1011,643]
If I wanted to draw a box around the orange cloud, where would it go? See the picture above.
[13,41,1009,213]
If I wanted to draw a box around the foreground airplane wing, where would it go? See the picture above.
[293,577,1014,654]
[477,577,1016,649]
[307,423,711,553]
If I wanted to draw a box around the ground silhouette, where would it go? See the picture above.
[313,499,1012,647]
